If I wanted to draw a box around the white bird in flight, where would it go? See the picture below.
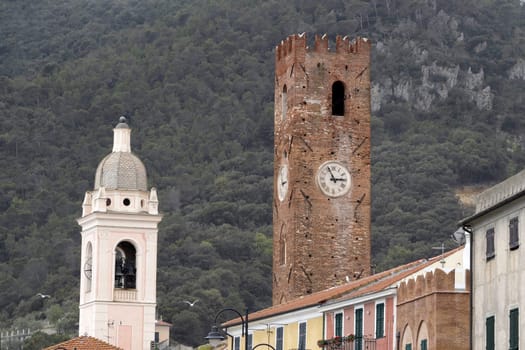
[183,299,199,307]
[36,293,51,299]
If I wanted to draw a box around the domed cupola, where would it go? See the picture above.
[94,116,147,191]
[81,116,158,217]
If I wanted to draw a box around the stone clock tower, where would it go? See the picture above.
[273,34,371,305]
[78,117,162,350]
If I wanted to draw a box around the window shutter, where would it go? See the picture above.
[276,327,283,350]
[375,303,385,338]
[335,313,343,337]
[486,316,495,350]
[509,217,519,250]
[510,308,519,350]
[298,322,306,350]
[486,228,495,259]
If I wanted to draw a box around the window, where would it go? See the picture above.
[84,243,93,292]
[509,217,519,250]
[234,337,240,350]
[486,228,495,260]
[247,334,253,350]
[355,308,363,350]
[282,85,287,121]
[375,303,385,338]
[405,344,412,350]
[420,339,427,350]
[510,308,519,350]
[332,81,345,116]
[335,312,343,337]
[115,241,137,289]
[486,316,495,350]
[298,322,306,350]
[276,327,283,350]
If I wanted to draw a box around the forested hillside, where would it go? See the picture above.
[1,0,525,347]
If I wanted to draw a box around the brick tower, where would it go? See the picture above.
[272,34,372,305]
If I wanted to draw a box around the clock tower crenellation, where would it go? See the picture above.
[273,34,371,305]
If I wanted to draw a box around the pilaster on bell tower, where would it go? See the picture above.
[78,117,162,350]
[272,34,372,305]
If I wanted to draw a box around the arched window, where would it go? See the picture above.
[282,85,288,121]
[84,243,93,292]
[417,321,429,350]
[332,81,345,116]
[114,241,136,289]
[401,324,413,350]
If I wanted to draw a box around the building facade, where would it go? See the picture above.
[273,33,372,305]
[461,170,525,350]
[221,248,468,350]
[77,117,162,350]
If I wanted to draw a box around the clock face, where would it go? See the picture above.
[84,257,92,280]
[317,161,351,197]
[277,165,289,202]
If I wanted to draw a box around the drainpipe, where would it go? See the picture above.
[464,226,473,350]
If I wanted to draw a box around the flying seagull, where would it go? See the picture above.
[36,293,51,299]
[182,299,199,307]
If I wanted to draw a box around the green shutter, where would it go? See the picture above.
[376,303,385,338]
[486,316,495,350]
[355,309,363,350]
[510,308,519,350]
[335,313,343,337]
[405,344,412,350]
[420,339,427,350]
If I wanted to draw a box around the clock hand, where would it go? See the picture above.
[327,167,337,182]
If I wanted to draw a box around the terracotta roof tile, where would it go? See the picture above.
[223,248,463,327]
[42,336,123,350]
[156,320,173,327]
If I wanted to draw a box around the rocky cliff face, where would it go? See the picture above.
[371,9,496,113]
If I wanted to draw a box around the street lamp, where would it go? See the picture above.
[205,308,276,350]
[205,308,248,350]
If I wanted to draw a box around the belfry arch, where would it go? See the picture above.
[115,241,137,289]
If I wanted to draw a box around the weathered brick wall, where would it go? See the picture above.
[397,269,471,350]
[272,34,372,305]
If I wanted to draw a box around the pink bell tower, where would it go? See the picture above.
[78,117,162,350]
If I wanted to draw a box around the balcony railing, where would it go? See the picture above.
[317,336,376,350]
[114,288,137,301]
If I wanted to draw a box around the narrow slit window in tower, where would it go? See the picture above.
[282,85,287,121]
[332,81,345,116]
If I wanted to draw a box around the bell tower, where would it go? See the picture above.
[272,34,372,304]
[78,117,162,350]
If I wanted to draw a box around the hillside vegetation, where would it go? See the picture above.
[1,0,525,346]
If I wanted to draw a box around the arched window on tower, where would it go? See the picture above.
[84,243,93,293]
[282,85,288,121]
[332,81,345,116]
[115,241,136,289]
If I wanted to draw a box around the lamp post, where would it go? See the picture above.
[205,308,276,350]
[205,308,248,350]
